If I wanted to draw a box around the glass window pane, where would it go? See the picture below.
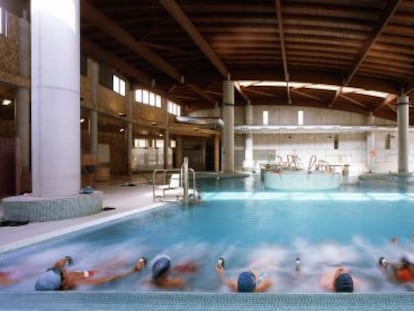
[263,111,269,125]
[135,89,142,102]
[149,92,155,106]
[0,8,3,35]
[143,90,149,104]
[156,95,161,107]
[298,110,304,125]
[120,79,125,96]
[113,75,119,93]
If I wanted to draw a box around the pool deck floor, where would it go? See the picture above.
[0,175,162,252]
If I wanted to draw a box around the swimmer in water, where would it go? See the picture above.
[150,255,198,289]
[215,257,272,292]
[378,256,414,283]
[0,270,16,286]
[35,256,146,290]
[320,267,361,292]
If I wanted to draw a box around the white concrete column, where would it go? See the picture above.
[16,11,31,172]
[126,89,133,175]
[222,80,234,173]
[88,59,99,159]
[243,101,254,171]
[397,95,410,174]
[163,129,170,169]
[88,59,99,108]
[366,114,376,172]
[214,134,220,172]
[175,136,183,168]
[200,140,206,171]
[89,110,98,159]
[31,0,80,197]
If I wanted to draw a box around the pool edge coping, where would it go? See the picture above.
[0,202,165,254]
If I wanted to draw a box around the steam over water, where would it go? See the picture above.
[2,177,414,292]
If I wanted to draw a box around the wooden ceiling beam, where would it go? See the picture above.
[81,38,153,86]
[290,89,325,103]
[186,83,217,105]
[338,94,367,109]
[372,94,397,114]
[327,0,402,109]
[81,1,182,82]
[159,0,227,78]
[344,0,402,86]
[159,0,249,103]
[275,0,291,104]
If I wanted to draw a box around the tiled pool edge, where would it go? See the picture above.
[0,202,164,254]
[0,291,413,310]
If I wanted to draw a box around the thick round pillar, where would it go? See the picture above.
[366,114,376,172]
[31,0,80,197]
[222,80,234,173]
[397,95,410,174]
[214,134,220,172]
[175,136,183,168]
[243,101,254,171]
[16,12,31,172]
[163,129,170,169]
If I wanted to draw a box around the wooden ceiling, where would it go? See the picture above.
[6,1,414,123]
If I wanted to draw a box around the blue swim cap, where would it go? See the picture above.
[152,256,171,279]
[334,273,354,292]
[35,268,62,290]
[237,271,256,292]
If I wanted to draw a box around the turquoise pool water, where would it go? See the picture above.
[2,176,414,293]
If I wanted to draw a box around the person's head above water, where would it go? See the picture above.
[333,270,354,293]
[237,271,256,292]
[152,255,171,280]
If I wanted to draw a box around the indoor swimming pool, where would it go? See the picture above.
[1,176,414,309]
[2,176,414,293]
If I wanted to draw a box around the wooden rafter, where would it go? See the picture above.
[330,0,402,108]
[372,94,397,114]
[338,94,367,109]
[81,1,182,82]
[344,0,402,86]
[159,0,227,77]
[159,0,249,102]
[186,84,216,105]
[274,0,291,104]
[290,89,325,103]
[81,38,152,86]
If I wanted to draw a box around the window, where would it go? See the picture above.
[0,7,7,37]
[167,100,181,116]
[263,110,269,125]
[155,139,164,148]
[113,74,125,96]
[135,89,162,109]
[142,90,149,104]
[134,138,147,148]
[155,95,161,108]
[135,89,142,102]
[149,92,155,106]
[385,134,392,150]
[334,135,339,150]
[298,110,304,125]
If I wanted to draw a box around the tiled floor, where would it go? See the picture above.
[0,175,163,252]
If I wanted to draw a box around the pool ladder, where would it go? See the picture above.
[152,158,198,205]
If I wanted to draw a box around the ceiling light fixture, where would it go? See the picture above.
[2,99,13,106]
